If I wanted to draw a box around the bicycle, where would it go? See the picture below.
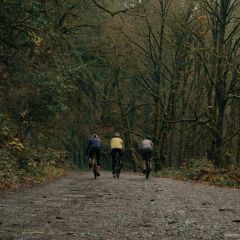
[114,152,122,178]
[144,157,151,179]
[91,153,99,179]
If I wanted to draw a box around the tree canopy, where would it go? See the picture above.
[1,0,240,187]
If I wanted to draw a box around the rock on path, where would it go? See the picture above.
[0,171,240,240]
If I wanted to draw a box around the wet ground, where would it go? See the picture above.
[0,171,240,240]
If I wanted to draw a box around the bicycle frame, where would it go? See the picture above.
[91,154,97,179]
[114,153,122,178]
[144,158,151,179]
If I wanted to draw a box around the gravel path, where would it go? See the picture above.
[0,171,240,240]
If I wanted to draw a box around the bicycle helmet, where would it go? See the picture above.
[146,135,151,140]
[92,134,98,138]
[114,132,120,137]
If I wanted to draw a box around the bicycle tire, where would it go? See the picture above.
[92,155,97,179]
[145,159,150,179]
[115,153,121,178]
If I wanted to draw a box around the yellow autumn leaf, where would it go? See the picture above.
[8,139,25,151]
[31,32,43,46]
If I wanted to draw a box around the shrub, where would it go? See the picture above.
[157,159,240,188]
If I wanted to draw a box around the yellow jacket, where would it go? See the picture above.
[110,137,124,150]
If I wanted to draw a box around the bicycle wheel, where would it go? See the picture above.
[115,154,121,178]
[145,159,150,179]
[92,155,97,179]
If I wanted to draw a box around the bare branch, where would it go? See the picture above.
[97,121,144,138]
[226,94,240,100]
[91,0,128,16]
[224,22,240,44]
[196,51,216,86]
[224,128,240,144]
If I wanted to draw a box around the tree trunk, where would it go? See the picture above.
[115,72,138,171]
[213,104,225,167]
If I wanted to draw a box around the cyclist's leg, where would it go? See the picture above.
[115,149,122,174]
[88,150,93,168]
[148,150,153,170]
[142,149,147,173]
[111,149,116,174]
[91,149,98,176]
[119,149,123,168]
[145,149,152,171]
[96,148,100,167]
[95,148,101,176]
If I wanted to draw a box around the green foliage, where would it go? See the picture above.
[0,143,69,190]
[180,159,215,181]
[0,148,16,179]
[157,159,240,188]
[212,166,240,188]
[0,114,12,142]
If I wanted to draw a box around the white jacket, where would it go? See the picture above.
[140,139,154,150]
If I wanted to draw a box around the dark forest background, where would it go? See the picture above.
[1,0,240,188]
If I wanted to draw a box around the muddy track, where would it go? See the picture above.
[0,171,240,240]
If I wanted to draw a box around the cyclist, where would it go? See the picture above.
[110,132,124,177]
[140,135,154,173]
[86,134,101,176]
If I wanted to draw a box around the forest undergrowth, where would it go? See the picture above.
[156,159,240,188]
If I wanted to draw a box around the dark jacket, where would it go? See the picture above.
[86,137,101,154]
